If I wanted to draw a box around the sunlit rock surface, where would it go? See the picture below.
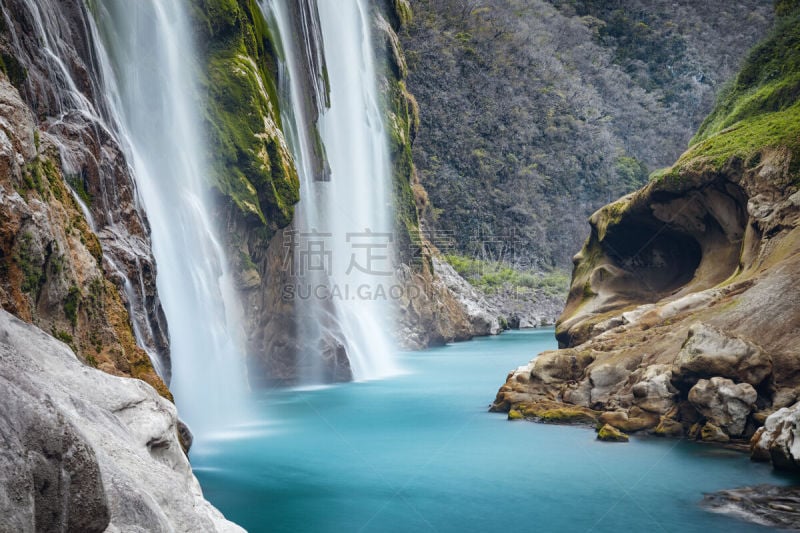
[0,309,242,532]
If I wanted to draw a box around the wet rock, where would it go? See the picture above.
[514,400,599,425]
[597,424,629,442]
[599,407,660,432]
[654,417,685,437]
[700,422,731,443]
[703,485,800,530]
[688,378,757,437]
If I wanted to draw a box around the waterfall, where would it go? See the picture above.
[90,0,249,432]
[263,0,399,382]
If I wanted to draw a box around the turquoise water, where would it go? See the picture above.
[192,329,792,532]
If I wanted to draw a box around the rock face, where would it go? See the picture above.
[0,309,242,532]
[0,0,169,395]
[0,52,169,397]
[492,5,800,455]
[393,255,505,350]
[675,323,772,388]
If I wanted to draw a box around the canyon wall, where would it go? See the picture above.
[493,3,800,466]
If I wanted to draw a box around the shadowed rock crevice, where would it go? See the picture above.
[557,181,749,349]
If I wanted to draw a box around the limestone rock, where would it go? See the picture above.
[599,407,659,432]
[674,323,771,387]
[0,309,242,532]
[654,417,685,437]
[631,364,678,414]
[750,402,800,470]
[688,378,757,437]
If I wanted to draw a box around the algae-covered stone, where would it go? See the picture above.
[517,400,599,425]
[700,422,731,443]
[508,409,523,420]
[654,417,685,437]
[597,424,629,442]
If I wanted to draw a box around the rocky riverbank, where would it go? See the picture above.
[492,0,800,474]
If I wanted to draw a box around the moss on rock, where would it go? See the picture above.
[598,424,629,442]
[516,400,599,425]
[191,0,299,229]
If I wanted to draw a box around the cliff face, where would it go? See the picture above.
[0,0,168,395]
[0,309,241,532]
[375,0,505,350]
[492,4,800,458]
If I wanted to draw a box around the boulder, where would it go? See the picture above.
[750,403,800,470]
[674,323,772,387]
[0,310,242,532]
[597,424,629,442]
[599,407,660,432]
[654,417,685,437]
[700,422,731,443]
[688,377,757,437]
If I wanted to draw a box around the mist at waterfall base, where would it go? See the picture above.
[91,0,250,432]
[191,329,789,533]
[263,0,400,384]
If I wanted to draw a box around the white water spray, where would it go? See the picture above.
[91,0,249,432]
[264,0,399,382]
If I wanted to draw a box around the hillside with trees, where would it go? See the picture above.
[402,0,773,269]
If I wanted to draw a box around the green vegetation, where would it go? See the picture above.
[192,0,299,228]
[64,286,81,328]
[53,329,74,345]
[445,254,570,297]
[14,232,43,294]
[375,5,424,267]
[66,173,93,206]
[401,0,771,268]
[681,4,800,175]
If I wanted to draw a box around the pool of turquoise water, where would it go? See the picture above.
[192,329,792,532]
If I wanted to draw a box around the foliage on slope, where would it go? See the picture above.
[401,0,772,268]
[679,1,800,176]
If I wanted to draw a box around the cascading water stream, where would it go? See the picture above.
[262,0,399,383]
[90,0,249,432]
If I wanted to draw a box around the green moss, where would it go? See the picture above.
[394,0,413,27]
[66,173,93,206]
[597,424,629,442]
[445,253,570,297]
[239,250,257,271]
[15,232,43,294]
[516,404,598,424]
[681,5,800,176]
[508,409,523,420]
[0,51,27,88]
[193,0,299,228]
[64,286,80,328]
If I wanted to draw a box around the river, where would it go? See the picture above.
[192,329,790,532]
